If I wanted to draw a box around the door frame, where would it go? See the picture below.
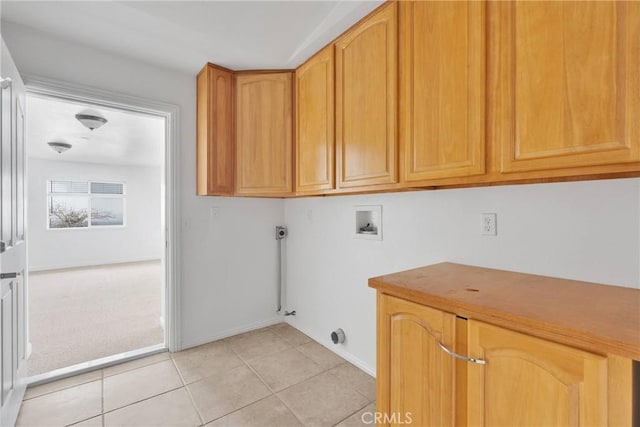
[22,74,182,358]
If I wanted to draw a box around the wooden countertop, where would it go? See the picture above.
[369,262,640,360]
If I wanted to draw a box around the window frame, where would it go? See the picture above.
[46,179,127,230]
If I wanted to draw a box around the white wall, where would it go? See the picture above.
[283,178,640,374]
[2,22,284,349]
[27,158,161,271]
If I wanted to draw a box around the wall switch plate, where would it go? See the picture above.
[481,213,497,236]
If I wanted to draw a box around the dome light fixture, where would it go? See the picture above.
[48,141,72,154]
[75,108,108,131]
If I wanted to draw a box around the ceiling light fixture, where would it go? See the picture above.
[75,108,108,131]
[48,141,72,154]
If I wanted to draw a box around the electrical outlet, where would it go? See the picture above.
[481,213,497,236]
[210,207,220,219]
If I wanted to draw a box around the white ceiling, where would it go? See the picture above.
[9,1,383,166]
[0,0,384,74]
[27,94,165,167]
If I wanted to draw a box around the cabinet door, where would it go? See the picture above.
[295,45,334,193]
[378,294,455,427]
[196,64,234,195]
[236,72,293,195]
[493,1,640,173]
[400,0,485,182]
[336,2,398,188]
[468,321,607,426]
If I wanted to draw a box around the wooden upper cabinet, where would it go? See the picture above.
[335,2,398,188]
[295,45,335,193]
[467,321,608,426]
[378,294,455,427]
[235,72,293,196]
[196,64,234,195]
[493,1,640,173]
[400,1,485,183]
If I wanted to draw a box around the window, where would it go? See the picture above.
[47,180,125,229]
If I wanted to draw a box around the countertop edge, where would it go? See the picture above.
[369,275,640,361]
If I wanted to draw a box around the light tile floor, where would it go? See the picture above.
[17,323,375,427]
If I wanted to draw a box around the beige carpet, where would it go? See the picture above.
[28,260,164,376]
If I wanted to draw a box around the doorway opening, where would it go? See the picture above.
[24,88,172,378]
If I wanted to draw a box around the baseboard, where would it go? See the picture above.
[180,316,283,351]
[284,320,376,377]
[29,258,162,273]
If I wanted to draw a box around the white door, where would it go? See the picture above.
[0,39,28,427]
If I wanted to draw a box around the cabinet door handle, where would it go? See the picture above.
[438,342,486,365]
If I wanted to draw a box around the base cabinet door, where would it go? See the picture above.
[378,294,455,427]
[467,321,608,426]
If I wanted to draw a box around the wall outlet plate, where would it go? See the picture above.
[481,213,497,236]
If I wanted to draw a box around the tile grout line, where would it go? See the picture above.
[100,360,184,414]
[228,334,295,364]
[271,355,373,426]
[102,356,170,379]
[243,346,324,394]
[241,352,277,394]
[173,337,291,425]
[183,386,206,427]
[202,394,277,425]
[273,360,348,396]
[269,324,314,348]
[204,336,303,425]
[59,372,104,427]
[222,328,324,427]
[101,385,185,417]
[23,373,103,401]
[271,392,308,427]
[331,400,373,427]
[294,343,348,372]
[324,365,375,404]
[228,338,277,395]
[171,356,206,426]
[231,336,333,398]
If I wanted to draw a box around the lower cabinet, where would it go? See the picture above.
[377,294,456,426]
[467,321,607,426]
[377,293,630,427]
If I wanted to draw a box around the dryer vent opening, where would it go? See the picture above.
[331,328,345,344]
